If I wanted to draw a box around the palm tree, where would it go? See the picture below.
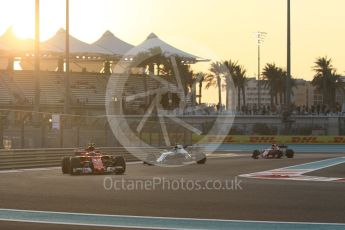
[262,63,296,106]
[262,63,278,106]
[281,69,296,105]
[175,58,193,93]
[176,60,195,106]
[222,60,248,111]
[276,68,286,104]
[132,49,197,106]
[236,65,248,109]
[195,72,207,104]
[262,63,285,107]
[133,47,171,76]
[312,57,345,109]
[312,57,332,106]
[222,60,238,110]
[206,62,224,111]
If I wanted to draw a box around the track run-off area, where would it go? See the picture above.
[1,147,345,229]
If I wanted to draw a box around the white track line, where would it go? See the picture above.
[0,167,60,174]
[240,157,345,182]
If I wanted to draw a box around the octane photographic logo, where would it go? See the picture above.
[103,176,243,192]
[105,35,236,167]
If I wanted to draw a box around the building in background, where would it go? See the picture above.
[244,77,345,109]
[291,79,309,107]
[244,77,271,107]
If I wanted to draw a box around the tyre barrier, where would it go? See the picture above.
[0,147,163,170]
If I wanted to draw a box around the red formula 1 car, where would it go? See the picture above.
[61,145,126,175]
[252,144,294,159]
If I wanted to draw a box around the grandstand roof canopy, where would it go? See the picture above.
[129,33,207,62]
[93,31,134,56]
[0,28,207,62]
[0,27,34,53]
[41,28,112,55]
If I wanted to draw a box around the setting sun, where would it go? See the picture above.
[1,0,34,39]
[12,25,33,40]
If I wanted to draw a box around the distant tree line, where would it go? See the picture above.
[201,56,344,112]
[130,49,344,112]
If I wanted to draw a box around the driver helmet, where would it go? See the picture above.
[87,142,96,151]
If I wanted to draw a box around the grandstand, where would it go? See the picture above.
[0,70,155,110]
[0,28,204,149]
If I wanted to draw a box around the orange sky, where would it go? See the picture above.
[0,0,344,81]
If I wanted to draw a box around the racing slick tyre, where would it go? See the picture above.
[252,150,260,159]
[143,153,156,166]
[69,157,81,175]
[285,149,294,158]
[61,157,70,174]
[114,156,126,175]
[196,153,207,164]
[276,150,283,159]
[101,156,112,167]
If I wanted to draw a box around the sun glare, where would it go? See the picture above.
[12,24,34,40]
[1,0,110,42]
[0,0,64,41]
[6,0,35,39]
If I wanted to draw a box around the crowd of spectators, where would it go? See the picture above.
[179,102,344,116]
[234,102,343,116]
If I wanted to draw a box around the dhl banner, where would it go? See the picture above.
[193,135,345,144]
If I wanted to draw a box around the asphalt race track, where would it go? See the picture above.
[1,153,345,229]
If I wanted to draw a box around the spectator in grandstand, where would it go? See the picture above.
[103,60,111,76]
[317,104,321,115]
[253,104,257,115]
[7,55,14,71]
[57,57,64,72]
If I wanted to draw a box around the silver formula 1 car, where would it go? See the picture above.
[144,145,207,166]
[252,144,294,159]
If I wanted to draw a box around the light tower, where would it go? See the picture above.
[34,0,40,114]
[61,0,70,148]
[64,0,70,114]
[286,0,291,105]
[255,31,267,106]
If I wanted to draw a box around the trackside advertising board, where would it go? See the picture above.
[193,135,345,144]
